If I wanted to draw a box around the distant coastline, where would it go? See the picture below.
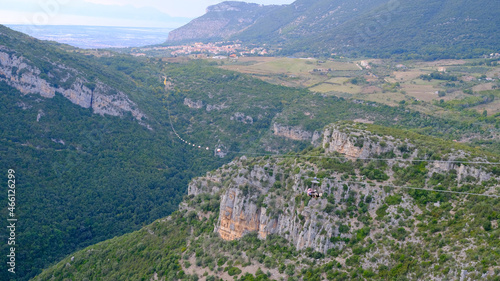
[5,24,172,49]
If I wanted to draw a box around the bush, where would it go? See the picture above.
[345,255,360,266]
[483,220,492,231]
[227,266,242,276]
[323,203,335,214]
[391,227,407,241]
[376,204,389,218]
[338,224,349,233]
[385,194,402,205]
[308,251,325,259]
[217,256,228,266]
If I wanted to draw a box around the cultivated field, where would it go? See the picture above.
[216,56,500,117]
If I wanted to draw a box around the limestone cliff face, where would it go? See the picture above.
[217,188,262,240]
[431,161,491,182]
[184,98,204,109]
[322,123,495,182]
[322,125,396,158]
[0,48,146,123]
[189,158,382,254]
[273,123,321,143]
[216,183,339,253]
[187,122,499,255]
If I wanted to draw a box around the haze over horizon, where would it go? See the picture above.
[0,0,294,28]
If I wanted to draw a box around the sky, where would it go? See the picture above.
[0,0,295,28]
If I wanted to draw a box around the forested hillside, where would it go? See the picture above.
[167,0,500,59]
[0,26,230,280]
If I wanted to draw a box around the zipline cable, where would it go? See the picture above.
[162,78,500,166]
[163,79,499,198]
[270,170,500,199]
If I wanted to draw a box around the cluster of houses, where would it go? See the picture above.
[134,42,269,58]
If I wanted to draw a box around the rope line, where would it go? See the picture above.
[274,171,500,199]
[164,78,219,152]
[224,150,500,165]
[341,180,500,198]
[162,78,500,200]
[162,78,499,165]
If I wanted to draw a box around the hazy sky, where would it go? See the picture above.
[0,0,294,28]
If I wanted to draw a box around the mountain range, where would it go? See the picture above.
[167,0,500,59]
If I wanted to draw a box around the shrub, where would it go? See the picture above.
[324,203,335,214]
[483,220,492,231]
[217,256,228,266]
[391,227,407,241]
[376,204,389,218]
[385,194,402,205]
[338,224,349,233]
[227,266,242,276]
[345,255,360,266]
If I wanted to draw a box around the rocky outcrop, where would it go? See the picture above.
[231,112,253,124]
[323,123,496,184]
[0,48,146,122]
[217,188,262,240]
[273,123,321,143]
[217,186,338,252]
[187,122,500,256]
[431,161,491,182]
[183,98,204,109]
[190,161,368,253]
[206,103,228,112]
[322,125,396,158]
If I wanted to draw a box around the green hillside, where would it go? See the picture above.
[252,0,500,58]
[0,26,228,280]
[306,0,500,59]
[34,122,500,280]
[234,0,387,45]
[168,0,500,59]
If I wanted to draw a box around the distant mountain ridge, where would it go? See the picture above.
[167,0,500,58]
[167,1,280,42]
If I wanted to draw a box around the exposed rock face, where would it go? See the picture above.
[0,48,146,122]
[231,112,253,124]
[36,109,44,122]
[187,122,500,254]
[217,188,262,240]
[430,161,491,182]
[323,123,495,183]
[184,98,204,109]
[184,97,229,112]
[167,1,279,42]
[273,123,321,144]
[322,125,395,158]
[206,103,228,112]
[190,161,359,253]
[214,178,345,253]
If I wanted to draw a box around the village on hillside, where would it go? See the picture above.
[130,42,269,58]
